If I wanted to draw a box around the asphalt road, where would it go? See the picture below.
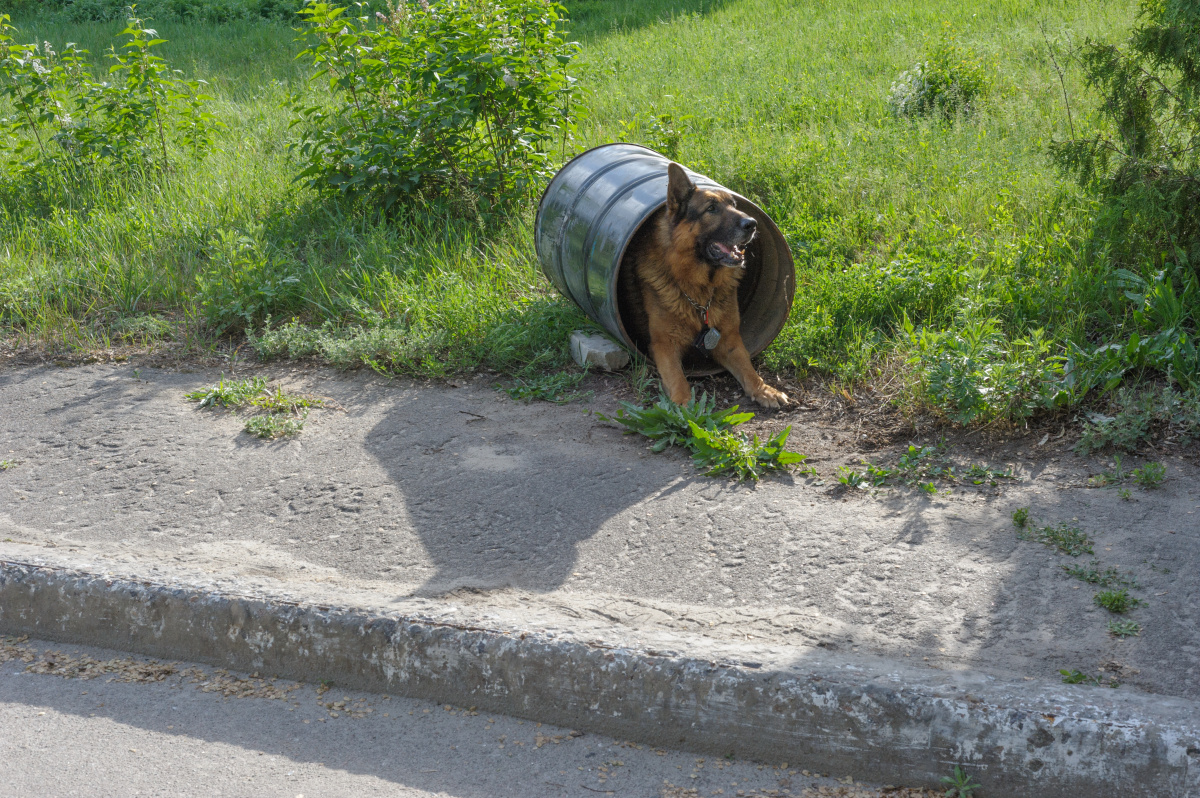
[0,637,901,798]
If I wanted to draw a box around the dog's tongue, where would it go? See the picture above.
[713,242,734,257]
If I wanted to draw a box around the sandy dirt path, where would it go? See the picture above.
[0,363,1196,699]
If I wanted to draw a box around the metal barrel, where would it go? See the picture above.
[535,143,795,373]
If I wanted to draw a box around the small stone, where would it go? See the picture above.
[569,331,630,371]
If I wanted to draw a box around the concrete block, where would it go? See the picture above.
[570,330,630,371]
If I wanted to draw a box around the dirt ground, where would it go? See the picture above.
[1,359,1198,702]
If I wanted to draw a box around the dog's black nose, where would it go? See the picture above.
[739,216,757,232]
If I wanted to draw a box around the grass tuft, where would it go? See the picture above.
[501,370,590,404]
[1059,669,1118,688]
[1017,521,1093,556]
[184,376,268,408]
[602,392,806,481]
[1130,462,1166,489]
[838,442,1015,492]
[185,374,319,437]
[1107,619,1141,638]
[244,412,306,438]
[1061,561,1138,589]
[1094,588,1143,614]
[939,764,982,798]
[601,392,752,453]
[686,422,807,481]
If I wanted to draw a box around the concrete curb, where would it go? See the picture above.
[2,559,1197,797]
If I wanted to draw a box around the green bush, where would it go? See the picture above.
[1076,384,1200,453]
[1060,268,1199,397]
[889,31,991,118]
[1051,0,1200,279]
[288,0,582,208]
[0,14,219,186]
[903,313,1062,424]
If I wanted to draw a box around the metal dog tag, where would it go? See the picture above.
[703,327,721,350]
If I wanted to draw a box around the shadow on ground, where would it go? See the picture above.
[362,386,680,596]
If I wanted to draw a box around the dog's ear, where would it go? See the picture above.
[666,163,695,221]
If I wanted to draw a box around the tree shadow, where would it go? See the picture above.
[363,385,682,596]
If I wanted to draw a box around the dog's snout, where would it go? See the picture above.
[739,216,757,233]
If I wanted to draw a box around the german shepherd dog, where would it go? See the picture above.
[618,163,789,408]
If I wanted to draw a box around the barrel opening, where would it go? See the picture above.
[614,198,783,376]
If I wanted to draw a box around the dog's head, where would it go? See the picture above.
[665,162,757,269]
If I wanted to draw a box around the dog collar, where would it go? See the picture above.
[679,289,713,325]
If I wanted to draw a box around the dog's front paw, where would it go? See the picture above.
[749,385,789,408]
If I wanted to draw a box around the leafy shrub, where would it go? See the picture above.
[618,108,693,161]
[903,313,1062,424]
[601,391,751,453]
[194,227,304,333]
[1076,384,1200,453]
[1130,461,1166,488]
[686,422,806,481]
[288,0,582,208]
[1060,268,1199,398]
[889,31,991,118]
[1051,0,1200,278]
[601,392,808,481]
[0,14,219,186]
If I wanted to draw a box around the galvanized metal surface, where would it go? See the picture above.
[535,144,795,365]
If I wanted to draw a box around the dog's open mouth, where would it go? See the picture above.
[706,241,746,268]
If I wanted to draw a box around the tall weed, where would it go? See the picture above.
[0,13,220,188]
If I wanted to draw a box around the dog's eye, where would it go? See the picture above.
[705,204,718,214]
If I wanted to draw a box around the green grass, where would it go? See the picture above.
[4,0,1180,424]
[501,370,591,404]
[1108,619,1141,638]
[1017,521,1094,557]
[837,441,1016,491]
